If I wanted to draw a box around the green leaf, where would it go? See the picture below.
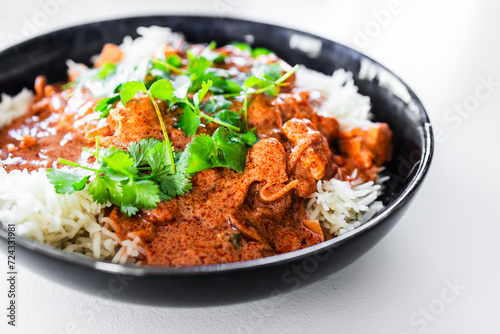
[87,175,122,205]
[239,128,258,146]
[213,54,227,64]
[47,169,90,194]
[212,127,247,172]
[122,179,160,211]
[93,62,117,80]
[244,75,278,96]
[95,94,120,118]
[178,105,201,137]
[146,140,172,176]
[262,63,283,81]
[167,54,183,67]
[204,95,233,114]
[212,109,243,129]
[187,52,212,92]
[193,80,213,106]
[72,175,91,191]
[251,47,273,58]
[128,138,160,167]
[244,75,274,89]
[229,233,241,249]
[120,81,147,106]
[120,205,139,217]
[230,42,252,53]
[102,150,136,175]
[157,172,192,197]
[210,77,242,94]
[149,79,174,101]
[173,78,190,100]
[183,134,215,174]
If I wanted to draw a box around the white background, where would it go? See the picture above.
[1,0,499,333]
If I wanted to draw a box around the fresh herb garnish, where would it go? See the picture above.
[119,80,177,174]
[182,126,257,174]
[230,43,273,58]
[69,42,297,216]
[95,94,120,119]
[223,64,299,124]
[150,58,187,75]
[93,62,117,80]
[47,138,192,217]
[229,233,241,249]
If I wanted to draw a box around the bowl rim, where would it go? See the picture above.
[0,15,434,276]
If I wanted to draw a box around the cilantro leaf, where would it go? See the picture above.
[51,137,194,216]
[47,169,90,194]
[167,55,183,67]
[261,63,283,81]
[121,179,160,212]
[210,77,243,94]
[178,105,201,137]
[156,172,192,198]
[101,150,136,177]
[187,52,212,92]
[193,80,212,106]
[183,134,215,174]
[244,75,275,90]
[182,126,257,174]
[120,81,147,106]
[204,95,232,114]
[212,127,248,172]
[95,94,120,118]
[128,138,160,167]
[230,43,252,53]
[145,140,172,176]
[212,109,243,129]
[87,175,122,205]
[94,62,117,80]
[149,79,175,101]
[251,47,273,58]
[239,128,258,146]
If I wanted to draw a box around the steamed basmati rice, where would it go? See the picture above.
[296,66,386,234]
[295,66,373,129]
[0,168,141,263]
[0,88,33,129]
[306,174,385,235]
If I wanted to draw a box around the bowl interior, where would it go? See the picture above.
[0,16,432,275]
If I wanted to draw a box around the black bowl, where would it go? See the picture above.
[0,16,433,306]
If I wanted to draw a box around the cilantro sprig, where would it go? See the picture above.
[47,138,191,217]
[150,58,187,75]
[76,42,298,217]
[119,80,177,174]
[177,80,240,136]
[224,64,299,123]
[230,43,274,58]
[93,62,117,80]
[181,126,257,174]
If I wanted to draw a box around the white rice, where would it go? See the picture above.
[296,65,387,234]
[0,168,141,263]
[306,173,386,235]
[0,88,34,129]
[295,66,373,129]
[67,26,184,99]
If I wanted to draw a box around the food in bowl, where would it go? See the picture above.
[0,26,392,266]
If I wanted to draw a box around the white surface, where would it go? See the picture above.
[1,1,499,333]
